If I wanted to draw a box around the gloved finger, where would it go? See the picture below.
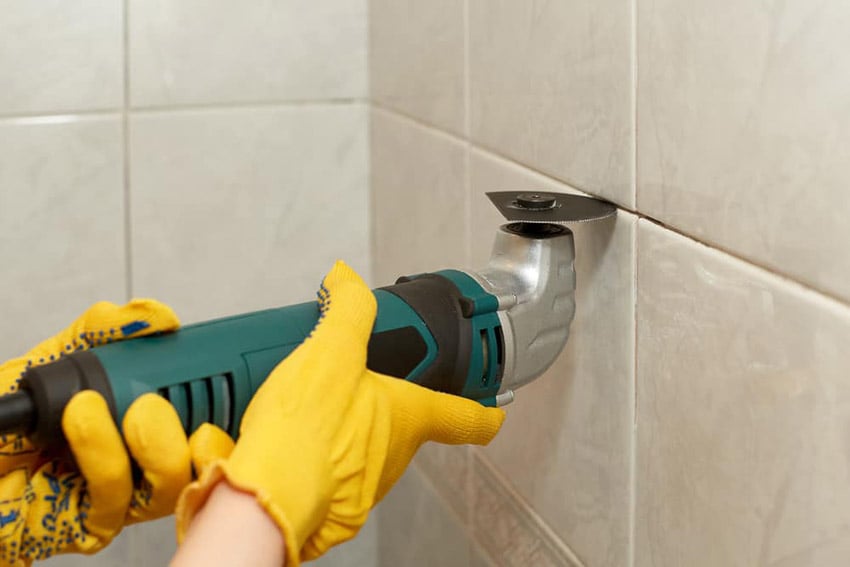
[24,299,180,365]
[0,409,38,476]
[123,394,192,523]
[380,373,506,446]
[309,261,376,364]
[0,358,40,472]
[0,440,38,476]
[301,516,362,563]
[63,390,133,540]
[75,298,181,347]
[0,468,28,541]
[188,423,235,474]
[259,261,376,407]
[0,356,28,392]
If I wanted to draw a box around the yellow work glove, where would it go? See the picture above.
[0,300,192,565]
[176,261,506,565]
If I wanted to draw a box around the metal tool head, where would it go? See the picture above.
[466,191,616,405]
[487,191,616,224]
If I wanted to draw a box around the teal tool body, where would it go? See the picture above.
[0,191,616,447]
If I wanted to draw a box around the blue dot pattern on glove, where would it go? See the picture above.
[0,464,94,563]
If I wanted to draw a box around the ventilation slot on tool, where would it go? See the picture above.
[480,329,490,385]
[158,373,234,436]
[494,325,505,384]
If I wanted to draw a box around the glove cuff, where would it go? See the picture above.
[175,460,302,567]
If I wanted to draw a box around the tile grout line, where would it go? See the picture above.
[416,445,586,566]
[128,97,369,114]
[121,6,139,561]
[0,108,124,121]
[635,216,850,312]
[408,460,476,553]
[463,0,473,271]
[631,0,638,212]
[122,0,132,301]
[0,98,371,123]
[364,1,374,287]
[628,0,638,565]
[472,449,587,567]
[372,100,469,146]
[464,0,471,141]
[462,6,476,561]
[370,102,850,313]
[629,218,639,567]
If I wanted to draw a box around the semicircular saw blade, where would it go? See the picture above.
[486,191,616,224]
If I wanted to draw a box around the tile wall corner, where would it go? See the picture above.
[369,0,466,136]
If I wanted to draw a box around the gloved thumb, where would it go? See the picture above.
[188,423,235,475]
[373,374,506,504]
[419,389,506,446]
[379,374,506,446]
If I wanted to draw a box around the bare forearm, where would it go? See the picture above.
[171,481,286,567]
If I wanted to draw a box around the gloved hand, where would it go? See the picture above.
[0,300,192,565]
[176,262,506,566]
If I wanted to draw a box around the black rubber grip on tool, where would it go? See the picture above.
[19,351,118,448]
[374,274,471,396]
[0,391,35,436]
[367,326,429,379]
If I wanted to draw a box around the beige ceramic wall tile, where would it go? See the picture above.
[471,452,583,567]
[413,443,469,522]
[370,107,472,523]
[638,1,850,303]
[471,543,495,567]
[129,105,369,323]
[470,150,635,567]
[370,0,466,135]
[469,0,633,207]
[376,465,470,567]
[129,0,367,107]
[126,517,176,566]
[0,116,125,361]
[370,108,468,284]
[636,220,850,567]
[0,0,123,115]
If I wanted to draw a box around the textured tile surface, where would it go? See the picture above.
[0,116,125,361]
[376,465,470,567]
[413,443,469,522]
[469,0,633,207]
[126,517,177,567]
[636,220,850,567]
[0,0,123,115]
[471,150,634,567]
[313,513,378,567]
[638,0,850,303]
[130,105,369,323]
[129,0,367,107]
[471,543,495,567]
[370,108,472,529]
[370,0,466,135]
[472,452,583,567]
[370,108,468,285]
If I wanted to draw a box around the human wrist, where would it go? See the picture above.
[172,480,286,567]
